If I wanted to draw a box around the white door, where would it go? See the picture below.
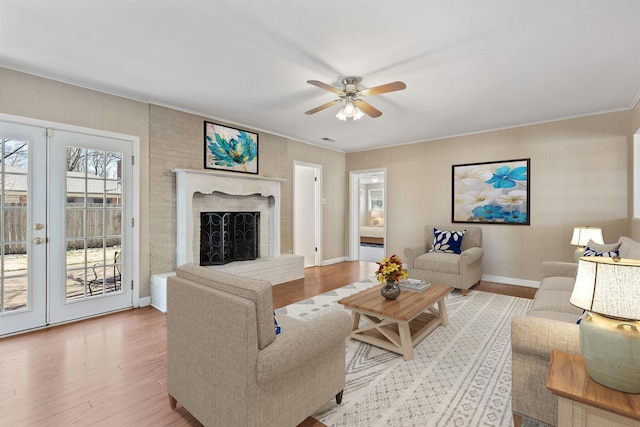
[294,163,321,267]
[0,123,47,335]
[48,130,132,324]
[0,123,133,335]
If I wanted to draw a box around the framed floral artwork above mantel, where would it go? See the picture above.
[204,121,258,174]
[452,158,530,225]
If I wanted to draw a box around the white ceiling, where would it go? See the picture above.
[1,1,640,153]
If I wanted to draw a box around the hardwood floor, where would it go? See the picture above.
[0,261,536,426]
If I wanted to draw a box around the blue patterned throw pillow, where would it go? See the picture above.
[432,228,466,254]
[583,246,619,257]
[273,311,281,335]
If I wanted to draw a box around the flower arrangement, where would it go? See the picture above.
[375,254,408,283]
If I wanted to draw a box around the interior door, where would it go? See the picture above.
[294,164,318,267]
[48,130,132,324]
[0,123,47,335]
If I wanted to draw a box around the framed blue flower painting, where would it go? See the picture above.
[452,158,530,225]
[204,122,258,174]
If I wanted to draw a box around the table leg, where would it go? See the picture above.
[351,311,361,331]
[398,321,413,360]
[438,298,449,326]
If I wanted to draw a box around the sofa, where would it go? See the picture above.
[167,263,352,427]
[511,236,640,427]
[404,225,483,295]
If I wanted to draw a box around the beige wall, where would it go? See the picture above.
[1,66,638,289]
[0,67,152,298]
[347,111,632,282]
[148,106,347,274]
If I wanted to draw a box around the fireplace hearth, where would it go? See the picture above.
[200,211,260,266]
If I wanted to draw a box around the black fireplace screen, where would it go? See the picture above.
[200,212,260,266]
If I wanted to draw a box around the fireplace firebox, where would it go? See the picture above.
[200,212,260,266]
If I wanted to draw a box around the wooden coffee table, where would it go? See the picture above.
[338,283,453,360]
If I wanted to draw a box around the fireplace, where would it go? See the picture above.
[200,211,260,265]
[149,170,303,312]
[173,168,283,266]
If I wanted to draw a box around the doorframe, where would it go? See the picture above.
[0,113,141,307]
[293,161,322,266]
[348,167,387,261]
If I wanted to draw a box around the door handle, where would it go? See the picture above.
[33,237,44,245]
[33,223,44,230]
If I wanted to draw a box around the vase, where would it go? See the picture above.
[381,280,401,300]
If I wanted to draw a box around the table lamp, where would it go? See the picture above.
[570,257,640,393]
[371,209,383,225]
[570,227,604,262]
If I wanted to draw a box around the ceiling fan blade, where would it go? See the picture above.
[354,100,382,118]
[305,99,342,115]
[307,80,345,95]
[359,81,406,97]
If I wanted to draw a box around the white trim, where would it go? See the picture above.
[138,296,151,307]
[634,129,640,219]
[321,256,348,266]
[481,274,539,289]
[348,168,387,261]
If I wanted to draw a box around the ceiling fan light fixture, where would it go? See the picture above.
[353,107,364,121]
[343,102,356,116]
[335,108,348,121]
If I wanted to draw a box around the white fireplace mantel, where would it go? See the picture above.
[173,168,285,266]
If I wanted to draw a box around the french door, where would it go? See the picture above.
[0,122,133,335]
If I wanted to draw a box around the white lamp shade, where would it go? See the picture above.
[570,226,604,247]
[570,257,640,320]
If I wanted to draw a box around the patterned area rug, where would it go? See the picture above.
[276,278,540,427]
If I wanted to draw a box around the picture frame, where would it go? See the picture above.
[204,121,258,174]
[452,158,530,225]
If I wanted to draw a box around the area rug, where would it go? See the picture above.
[276,278,540,427]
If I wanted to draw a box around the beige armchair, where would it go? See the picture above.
[404,225,483,295]
[167,263,351,427]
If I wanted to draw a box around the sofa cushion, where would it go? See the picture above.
[414,252,460,275]
[176,263,276,349]
[527,310,583,324]
[538,275,575,292]
[618,236,640,259]
[431,228,466,254]
[528,274,582,324]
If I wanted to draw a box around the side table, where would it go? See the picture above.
[546,350,640,427]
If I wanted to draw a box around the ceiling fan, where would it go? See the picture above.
[305,77,406,120]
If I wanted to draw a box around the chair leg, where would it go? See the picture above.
[335,390,344,404]
[169,394,177,410]
[512,412,522,427]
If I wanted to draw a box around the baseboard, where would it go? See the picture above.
[481,274,539,289]
[322,256,348,266]
[137,296,151,307]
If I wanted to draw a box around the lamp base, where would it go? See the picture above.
[573,247,585,263]
[579,312,640,393]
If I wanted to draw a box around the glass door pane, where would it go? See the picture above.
[0,123,47,336]
[65,148,123,301]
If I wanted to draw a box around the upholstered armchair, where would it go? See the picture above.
[167,263,351,427]
[404,225,483,295]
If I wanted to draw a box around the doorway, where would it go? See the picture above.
[293,161,322,267]
[0,121,135,335]
[349,168,386,262]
